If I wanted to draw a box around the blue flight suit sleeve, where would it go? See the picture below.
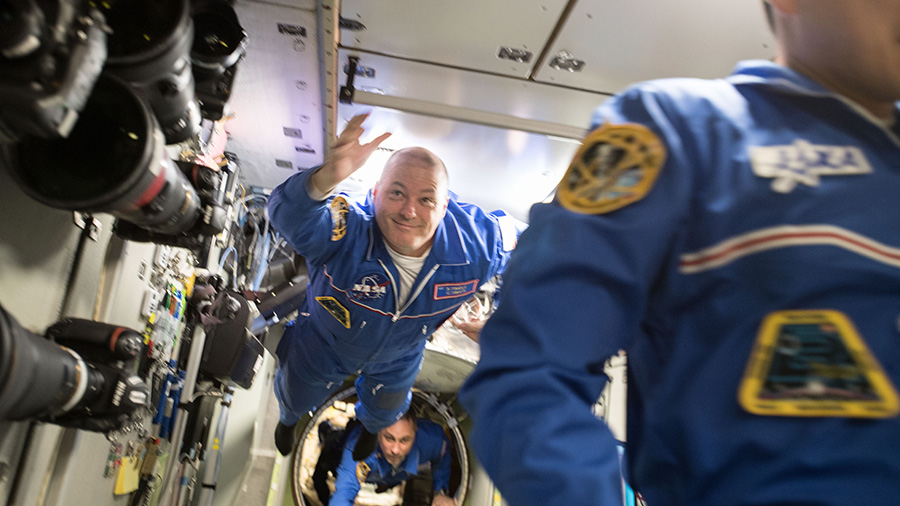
[417,420,453,493]
[329,428,364,506]
[267,167,361,266]
[458,85,694,506]
[453,201,524,285]
[431,448,452,494]
[488,209,526,278]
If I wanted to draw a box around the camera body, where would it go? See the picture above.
[0,1,107,143]
[0,306,149,433]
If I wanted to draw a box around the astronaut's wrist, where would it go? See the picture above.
[306,165,337,200]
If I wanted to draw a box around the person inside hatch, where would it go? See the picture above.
[319,411,456,506]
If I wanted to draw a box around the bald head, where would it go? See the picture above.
[380,147,449,191]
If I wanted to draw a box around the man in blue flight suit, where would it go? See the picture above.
[268,114,520,457]
[328,412,456,506]
[460,1,900,505]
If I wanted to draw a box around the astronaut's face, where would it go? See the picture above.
[773,0,900,118]
[378,418,416,467]
[374,158,448,258]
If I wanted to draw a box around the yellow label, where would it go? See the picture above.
[739,310,899,418]
[114,456,141,495]
[316,296,351,329]
[556,122,666,214]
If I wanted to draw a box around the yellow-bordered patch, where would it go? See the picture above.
[356,461,370,484]
[738,310,899,418]
[556,122,666,214]
[316,296,351,329]
[330,196,349,241]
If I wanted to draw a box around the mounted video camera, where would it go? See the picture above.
[0,0,246,248]
[0,304,149,433]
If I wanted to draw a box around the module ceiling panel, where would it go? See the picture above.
[339,0,570,78]
[339,0,776,96]
[535,0,776,93]
[337,49,604,131]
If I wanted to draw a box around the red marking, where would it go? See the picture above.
[135,167,167,207]
[681,230,900,269]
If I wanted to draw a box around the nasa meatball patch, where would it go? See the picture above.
[351,273,390,301]
[330,196,349,241]
[556,123,666,214]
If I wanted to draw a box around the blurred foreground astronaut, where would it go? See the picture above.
[460,1,900,505]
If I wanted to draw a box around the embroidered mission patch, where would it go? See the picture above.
[316,296,351,329]
[356,461,370,484]
[330,196,349,241]
[556,122,666,214]
[739,310,899,418]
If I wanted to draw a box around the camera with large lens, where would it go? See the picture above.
[100,0,201,144]
[3,73,227,248]
[0,0,242,248]
[0,304,149,433]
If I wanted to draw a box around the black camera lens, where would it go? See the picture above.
[13,75,146,204]
[6,74,202,235]
[189,0,247,120]
[0,305,148,431]
[104,0,183,58]
[191,0,247,80]
[102,0,200,144]
[0,306,83,421]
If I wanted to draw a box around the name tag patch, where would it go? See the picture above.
[434,280,479,300]
[739,310,899,418]
[316,296,351,329]
[330,196,349,241]
[351,273,390,301]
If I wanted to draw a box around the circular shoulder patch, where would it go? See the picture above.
[356,461,370,484]
[557,122,666,214]
[330,196,349,241]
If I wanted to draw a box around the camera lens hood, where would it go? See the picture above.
[6,74,201,235]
